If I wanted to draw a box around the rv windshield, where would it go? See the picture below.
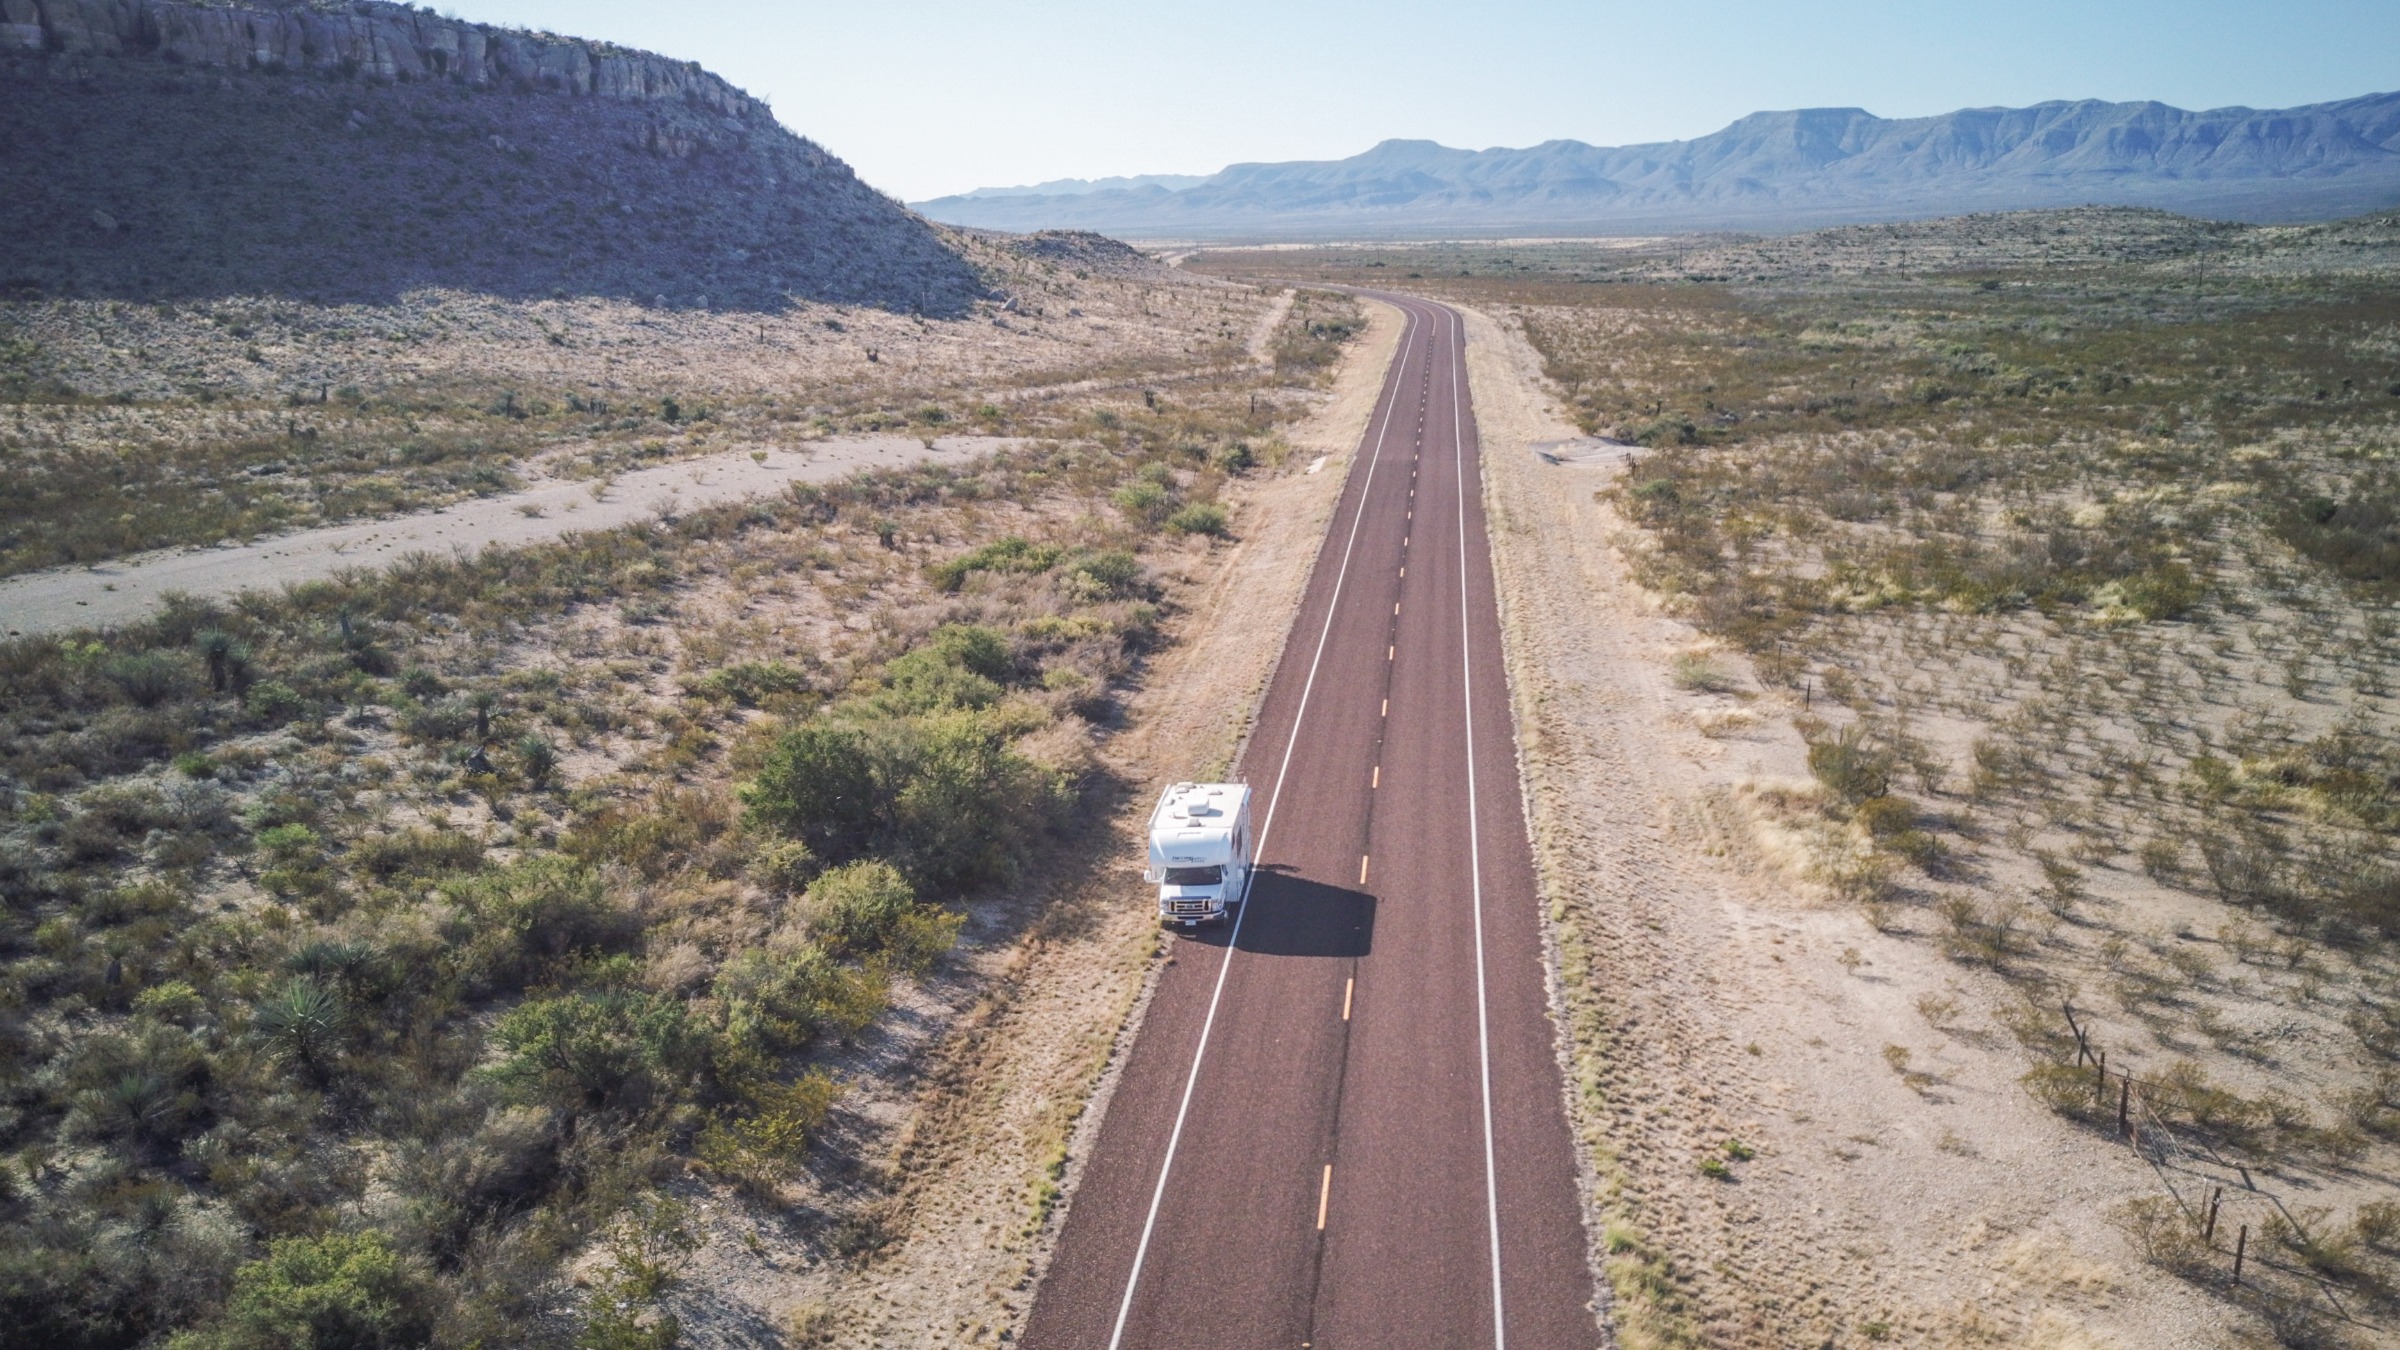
[1162,865,1224,886]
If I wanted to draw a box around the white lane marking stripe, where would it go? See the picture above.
[1447,302,1509,1350]
[1106,300,1422,1350]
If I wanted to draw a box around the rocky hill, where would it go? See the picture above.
[917,92,2400,238]
[0,0,986,313]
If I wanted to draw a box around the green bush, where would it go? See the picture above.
[132,980,206,1025]
[801,860,916,958]
[1059,549,1142,600]
[1112,481,1174,525]
[744,837,818,894]
[713,942,883,1056]
[173,1233,436,1350]
[2117,562,2203,620]
[878,625,1011,714]
[694,660,809,706]
[448,856,634,994]
[105,651,189,708]
[398,699,476,744]
[696,1069,842,1185]
[928,536,1061,591]
[1807,723,1894,805]
[884,709,1066,892]
[258,823,321,861]
[350,828,482,881]
[489,985,707,1112]
[1852,794,1918,839]
[740,723,881,862]
[245,680,306,724]
[1165,503,1230,537]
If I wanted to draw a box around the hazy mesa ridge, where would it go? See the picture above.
[0,0,985,313]
[918,93,2400,237]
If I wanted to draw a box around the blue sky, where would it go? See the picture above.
[455,1,2400,202]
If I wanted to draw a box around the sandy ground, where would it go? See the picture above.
[1462,301,2240,1347]
[0,434,1020,636]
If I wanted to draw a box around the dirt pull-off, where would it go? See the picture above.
[1463,301,2232,1346]
[0,435,1019,637]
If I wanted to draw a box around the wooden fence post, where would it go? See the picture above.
[2233,1224,2247,1283]
[2205,1187,2222,1245]
[2118,1075,2131,1138]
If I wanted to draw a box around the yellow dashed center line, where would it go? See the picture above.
[1342,978,1354,1021]
[1359,855,1370,885]
[1317,1165,1333,1230]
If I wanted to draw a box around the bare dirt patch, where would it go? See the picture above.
[0,435,1026,636]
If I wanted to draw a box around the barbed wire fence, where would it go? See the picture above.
[2061,1000,2384,1336]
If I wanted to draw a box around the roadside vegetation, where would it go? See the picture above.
[1197,211,2400,1347]
[0,279,1349,1347]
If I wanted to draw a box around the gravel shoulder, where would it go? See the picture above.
[0,435,1019,636]
[1461,300,2232,1347]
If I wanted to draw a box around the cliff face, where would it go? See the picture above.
[3,0,754,117]
[0,0,987,314]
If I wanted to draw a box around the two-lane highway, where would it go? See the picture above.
[1023,295,1597,1349]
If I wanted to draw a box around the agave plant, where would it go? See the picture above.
[251,977,345,1083]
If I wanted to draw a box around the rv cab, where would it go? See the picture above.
[1146,782,1254,927]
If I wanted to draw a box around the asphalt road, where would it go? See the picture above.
[1023,295,1598,1349]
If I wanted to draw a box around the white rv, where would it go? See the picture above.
[1146,782,1253,927]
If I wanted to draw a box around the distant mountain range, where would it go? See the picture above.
[914,93,2400,238]
[952,173,1211,199]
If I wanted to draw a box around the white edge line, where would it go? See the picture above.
[1104,301,1422,1350]
[1449,303,1509,1350]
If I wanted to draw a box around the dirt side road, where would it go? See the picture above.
[0,435,1020,637]
[1461,300,2234,1347]
[788,297,1408,1347]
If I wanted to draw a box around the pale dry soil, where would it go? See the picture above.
[646,297,1407,1347]
[1465,301,2239,1347]
[0,434,1023,635]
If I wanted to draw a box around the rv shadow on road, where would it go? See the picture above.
[1181,870,1376,959]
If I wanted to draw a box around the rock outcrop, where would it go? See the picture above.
[3,0,756,119]
[0,0,988,314]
